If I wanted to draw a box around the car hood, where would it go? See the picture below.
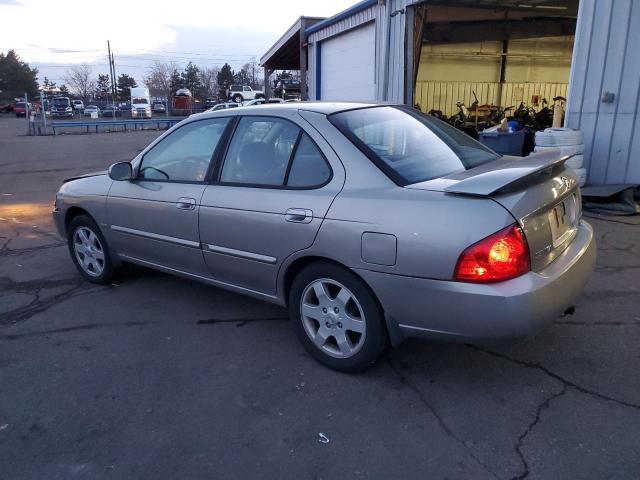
[63,170,107,183]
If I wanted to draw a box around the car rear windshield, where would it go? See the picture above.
[329,106,499,185]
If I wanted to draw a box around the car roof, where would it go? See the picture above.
[196,101,380,119]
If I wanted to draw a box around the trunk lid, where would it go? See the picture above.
[406,150,582,271]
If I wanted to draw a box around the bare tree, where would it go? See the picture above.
[243,57,263,90]
[198,66,220,100]
[143,60,179,98]
[63,64,95,102]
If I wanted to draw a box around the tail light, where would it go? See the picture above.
[454,223,530,283]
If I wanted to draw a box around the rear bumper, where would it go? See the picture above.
[356,221,596,342]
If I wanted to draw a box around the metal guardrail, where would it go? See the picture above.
[50,117,185,135]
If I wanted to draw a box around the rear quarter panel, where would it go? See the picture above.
[289,109,516,282]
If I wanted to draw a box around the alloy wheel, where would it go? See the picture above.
[73,226,105,277]
[300,278,367,358]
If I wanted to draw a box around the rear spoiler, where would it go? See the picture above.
[443,150,573,197]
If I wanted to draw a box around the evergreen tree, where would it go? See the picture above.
[95,74,111,100]
[0,50,39,98]
[42,76,56,91]
[181,62,202,97]
[116,73,137,101]
[216,63,234,90]
[169,69,182,95]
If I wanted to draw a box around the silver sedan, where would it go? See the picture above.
[53,103,596,371]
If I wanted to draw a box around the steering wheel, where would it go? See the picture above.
[139,166,170,180]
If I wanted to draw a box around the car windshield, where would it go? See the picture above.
[53,99,69,106]
[329,106,500,185]
[132,97,148,104]
[15,102,25,107]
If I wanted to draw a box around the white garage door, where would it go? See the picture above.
[320,22,376,101]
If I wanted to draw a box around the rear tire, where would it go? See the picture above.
[67,214,115,285]
[289,261,387,372]
[232,94,243,103]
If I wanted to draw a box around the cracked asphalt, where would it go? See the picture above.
[1,115,639,479]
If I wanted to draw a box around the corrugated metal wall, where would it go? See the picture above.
[565,0,640,185]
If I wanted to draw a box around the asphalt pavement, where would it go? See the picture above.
[1,115,639,479]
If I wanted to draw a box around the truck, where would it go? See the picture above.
[51,97,73,119]
[171,88,193,116]
[226,84,264,103]
[130,87,151,118]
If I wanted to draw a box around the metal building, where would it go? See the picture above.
[261,0,640,186]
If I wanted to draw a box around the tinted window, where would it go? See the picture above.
[330,106,499,185]
[243,86,251,91]
[220,117,299,186]
[139,118,229,182]
[287,134,331,187]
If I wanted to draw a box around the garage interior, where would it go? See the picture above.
[407,1,579,118]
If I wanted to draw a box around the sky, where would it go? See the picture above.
[0,0,356,87]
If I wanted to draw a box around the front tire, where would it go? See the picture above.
[289,262,387,372]
[67,215,115,284]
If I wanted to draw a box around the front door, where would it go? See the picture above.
[199,114,344,295]
[107,117,231,275]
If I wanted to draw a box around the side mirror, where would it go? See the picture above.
[108,162,133,181]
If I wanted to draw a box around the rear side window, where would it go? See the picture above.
[220,117,331,188]
[329,106,499,185]
[287,134,331,187]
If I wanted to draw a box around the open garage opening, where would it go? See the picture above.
[406,1,579,132]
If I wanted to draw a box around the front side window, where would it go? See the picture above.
[330,106,499,185]
[243,86,251,92]
[139,118,229,182]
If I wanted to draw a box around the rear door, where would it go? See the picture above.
[107,117,231,275]
[199,112,345,295]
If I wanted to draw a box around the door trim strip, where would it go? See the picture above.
[111,225,200,248]
[206,243,277,264]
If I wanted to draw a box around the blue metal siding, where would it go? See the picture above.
[566,0,640,185]
[315,42,322,100]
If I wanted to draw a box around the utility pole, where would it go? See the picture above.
[107,41,116,105]
[111,52,117,102]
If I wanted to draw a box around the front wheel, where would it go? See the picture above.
[289,262,387,372]
[67,215,116,284]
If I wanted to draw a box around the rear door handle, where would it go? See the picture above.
[176,197,196,210]
[285,208,313,223]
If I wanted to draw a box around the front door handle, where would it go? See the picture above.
[285,208,313,223]
[176,197,196,210]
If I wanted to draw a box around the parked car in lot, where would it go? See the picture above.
[52,103,596,372]
[83,105,101,117]
[227,84,264,103]
[242,98,285,107]
[0,100,14,113]
[13,101,31,117]
[152,101,166,114]
[206,102,239,112]
[72,100,84,112]
[101,105,121,117]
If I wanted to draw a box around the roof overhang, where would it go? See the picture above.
[305,0,377,36]
[261,16,325,70]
